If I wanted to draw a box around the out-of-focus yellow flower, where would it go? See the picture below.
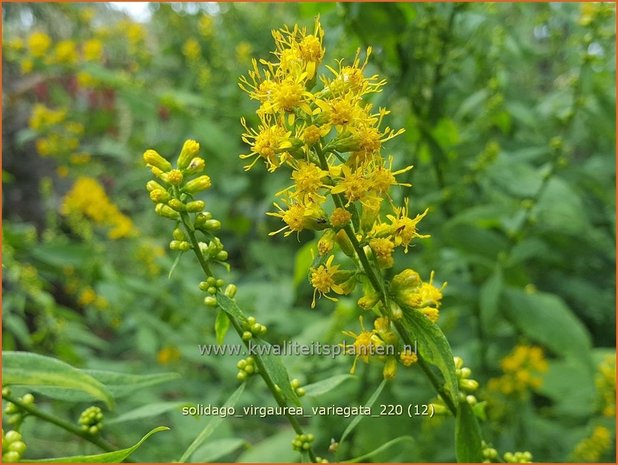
[571,426,613,462]
[488,344,548,396]
[52,40,79,65]
[29,104,67,130]
[77,71,98,88]
[596,354,616,417]
[20,58,34,74]
[28,31,51,57]
[235,41,253,63]
[157,346,181,365]
[82,38,103,61]
[78,287,97,306]
[198,15,214,38]
[61,177,136,239]
[182,38,201,62]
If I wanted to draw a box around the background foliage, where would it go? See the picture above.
[2,2,616,462]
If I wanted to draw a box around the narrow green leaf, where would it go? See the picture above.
[293,241,314,288]
[257,343,302,407]
[401,310,459,403]
[178,383,245,463]
[340,379,386,444]
[192,438,246,462]
[168,251,184,279]
[3,352,114,409]
[455,402,484,463]
[215,309,231,345]
[32,371,180,402]
[343,436,415,463]
[22,426,169,463]
[107,402,186,425]
[304,374,355,397]
[217,294,246,320]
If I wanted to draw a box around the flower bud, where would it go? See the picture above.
[184,175,212,193]
[149,189,170,203]
[143,149,172,172]
[168,198,186,212]
[242,331,252,341]
[202,219,221,231]
[224,284,237,298]
[173,227,186,241]
[335,230,355,257]
[177,139,200,170]
[383,357,398,380]
[185,157,205,174]
[358,292,380,311]
[204,296,218,307]
[186,200,205,212]
[216,250,228,261]
[391,269,421,293]
[146,180,166,192]
[194,211,213,227]
[318,230,335,255]
[165,169,184,186]
[155,203,180,220]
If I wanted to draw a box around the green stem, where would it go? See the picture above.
[178,215,318,463]
[2,393,117,453]
[315,147,458,416]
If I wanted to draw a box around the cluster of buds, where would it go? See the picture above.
[240,316,267,341]
[144,139,211,223]
[2,389,34,427]
[481,442,499,462]
[292,432,315,452]
[454,356,480,404]
[236,356,258,382]
[388,269,445,323]
[200,276,227,307]
[2,430,27,463]
[78,406,104,435]
[290,378,306,397]
[504,451,533,463]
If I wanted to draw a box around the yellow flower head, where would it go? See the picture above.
[28,31,51,57]
[267,200,327,238]
[53,40,79,65]
[310,255,348,307]
[240,116,292,171]
[83,39,103,61]
[342,317,384,373]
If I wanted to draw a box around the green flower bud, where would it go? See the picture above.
[199,281,209,291]
[5,431,22,443]
[7,441,26,455]
[178,241,191,251]
[149,189,170,203]
[390,269,421,293]
[3,451,21,462]
[244,364,255,374]
[203,219,221,231]
[204,296,218,307]
[177,140,200,170]
[335,230,355,257]
[296,387,306,397]
[169,240,182,250]
[194,211,213,227]
[184,175,212,193]
[242,331,252,341]
[146,180,166,192]
[173,228,186,241]
[224,284,237,298]
[237,360,247,369]
[168,199,186,212]
[237,371,247,382]
[186,200,205,213]
[143,149,172,172]
[155,203,180,220]
[290,378,301,389]
[216,251,228,261]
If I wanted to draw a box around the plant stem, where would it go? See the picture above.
[315,147,458,416]
[1,392,117,453]
[178,215,318,463]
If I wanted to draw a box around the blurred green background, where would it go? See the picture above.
[2,2,616,462]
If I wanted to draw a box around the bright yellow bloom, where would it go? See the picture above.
[240,116,292,171]
[400,348,418,367]
[330,164,373,206]
[369,237,395,269]
[330,207,352,228]
[372,200,430,252]
[310,255,347,307]
[182,38,201,61]
[342,317,384,373]
[53,40,79,65]
[28,31,51,58]
[488,344,549,396]
[267,200,327,237]
[82,39,103,61]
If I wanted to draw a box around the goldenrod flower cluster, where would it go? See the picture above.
[60,176,135,239]
[239,19,443,378]
[571,426,612,462]
[28,103,91,176]
[487,344,548,396]
[595,354,616,417]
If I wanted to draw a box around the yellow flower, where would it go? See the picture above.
[182,38,201,62]
[310,255,347,307]
[199,15,215,38]
[330,164,374,206]
[372,199,430,252]
[267,200,327,237]
[82,38,103,61]
[235,41,253,63]
[400,348,418,367]
[52,40,79,65]
[240,116,292,171]
[369,237,395,269]
[342,317,384,373]
[488,344,549,397]
[28,31,51,58]
[571,426,612,462]
[330,207,352,229]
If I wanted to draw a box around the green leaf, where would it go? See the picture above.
[256,343,301,407]
[236,429,297,462]
[2,352,114,409]
[192,438,246,462]
[22,426,169,463]
[215,309,231,345]
[107,402,186,425]
[455,401,484,463]
[304,374,355,397]
[479,266,503,331]
[217,294,246,320]
[504,288,592,368]
[343,436,415,463]
[294,241,314,288]
[168,251,184,279]
[400,310,459,404]
[178,383,245,463]
[32,371,179,402]
[340,379,386,444]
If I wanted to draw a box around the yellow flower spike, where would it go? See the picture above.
[177,139,200,170]
[143,149,173,172]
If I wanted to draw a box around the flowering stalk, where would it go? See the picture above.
[239,18,458,414]
[143,141,321,463]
